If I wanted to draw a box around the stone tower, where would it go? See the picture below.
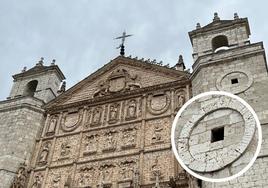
[0,58,65,187]
[189,13,268,187]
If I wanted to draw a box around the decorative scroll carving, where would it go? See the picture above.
[125,99,138,120]
[108,103,120,124]
[83,134,99,155]
[121,127,137,149]
[174,89,186,111]
[93,68,141,98]
[91,106,103,127]
[147,92,170,115]
[61,110,83,132]
[37,141,51,166]
[46,115,58,136]
[103,131,117,152]
[59,141,71,160]
[152,124,164,144]
[31,173,43,188]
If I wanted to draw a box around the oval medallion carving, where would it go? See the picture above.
[61,110,83,132]
[216,70,253,94]
[147,92,170,115]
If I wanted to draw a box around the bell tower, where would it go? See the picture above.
[9,57,65,103]
[0,58,65,187]
[189,13,268,187]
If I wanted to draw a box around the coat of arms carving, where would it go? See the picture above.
[93,68,141,98]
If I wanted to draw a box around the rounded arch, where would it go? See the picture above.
[24,80,38,97]
[212,35,229,52]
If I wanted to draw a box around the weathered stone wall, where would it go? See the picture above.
[0,97,45,187]
[191,42,268,186]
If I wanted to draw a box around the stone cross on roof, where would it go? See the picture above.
[114,31,133,56]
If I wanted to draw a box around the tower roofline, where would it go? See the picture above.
[188,17,251,45]
[12,64,65,81]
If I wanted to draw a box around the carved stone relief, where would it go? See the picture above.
[99,163,115,185]
[61,110,83,132]
[76,166,96,187]
[37,141,51,166]
[174,89,186,111]
[46,115,58,136]
[11,163,30,188]
[52,135,79,164]
[93,68,141,98]
[147,91,170,115]
[119,160,136,181]
[152,124,164,144]
[103,131,117,152]
[59,141,71,160]
[151,156,162,181]
[108,103,120,124]
[121,127,137,149]
[125,99,138,121]
[46,167,71,188]
[30,172,43,188]
[83,134,99,155]
[91,106,103,127]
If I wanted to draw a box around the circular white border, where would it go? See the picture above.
[171,91,262,182]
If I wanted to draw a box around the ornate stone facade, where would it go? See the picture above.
[22,56,192,188]
[1,13,268,188]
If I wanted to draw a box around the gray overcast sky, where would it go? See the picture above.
[1,0,267,100]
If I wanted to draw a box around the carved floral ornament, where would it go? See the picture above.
[147,91,171,115]
[93,68,141,98]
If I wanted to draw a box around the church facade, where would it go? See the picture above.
[1,13,268,188]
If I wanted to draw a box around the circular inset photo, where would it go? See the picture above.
[171,91,262,182]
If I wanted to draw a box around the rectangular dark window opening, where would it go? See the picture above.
[231,78,239,84]
[211,127,224,143]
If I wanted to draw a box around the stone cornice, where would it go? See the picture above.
[190,42,266,80]
[45,79,190,113]
[45,56,190,111]
[188,18,250,44]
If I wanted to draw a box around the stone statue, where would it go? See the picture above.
[109,105,118,121]
[106,132,116,150]
[31,173,43,188]
[11,165,29,188]
[152,124,163,143]
[46,117,57,135]
[177,94,185,110]
[60,142,71,158]
[126,100,137,119]
[92,107,102,125]
[38,141,50,165]
[52,174,61,188]
[151,157,161,179]
[84,135,98,154]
